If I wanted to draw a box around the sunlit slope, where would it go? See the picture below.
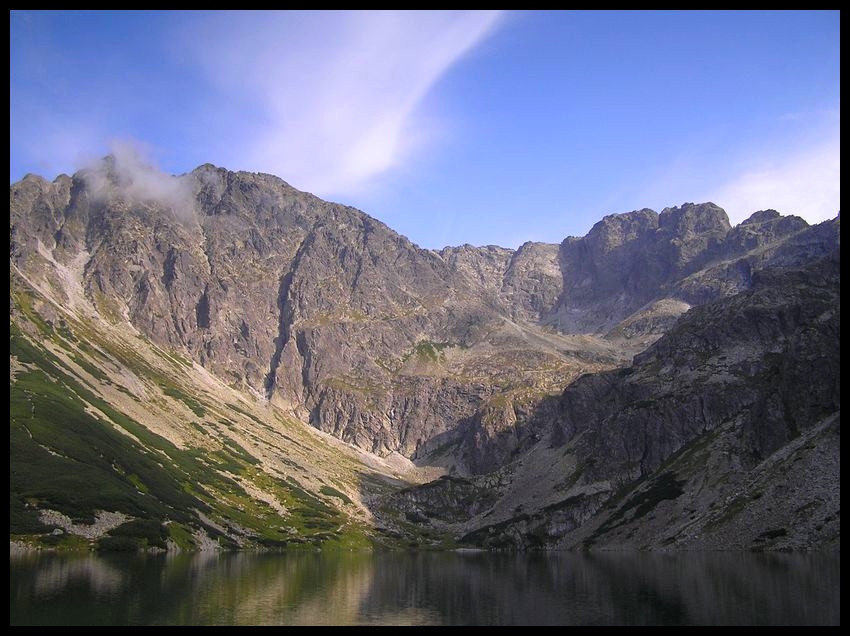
[10,272,413,550]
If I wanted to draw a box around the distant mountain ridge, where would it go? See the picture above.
[10,158,840,550]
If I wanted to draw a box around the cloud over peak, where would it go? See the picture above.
[84,141,196,220]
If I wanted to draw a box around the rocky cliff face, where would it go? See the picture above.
[13,165,589,462]
[548,203,827,334]
[396,251,840,550]
[10,158,840,550]
[557,253,840,483]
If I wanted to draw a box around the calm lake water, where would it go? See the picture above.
[9,550,839,625]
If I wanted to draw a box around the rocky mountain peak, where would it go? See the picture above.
[658,201,731,235]
[583,208,659,255]
[9,164,839,464]
[741,209,781,225]
[9,162,840,553]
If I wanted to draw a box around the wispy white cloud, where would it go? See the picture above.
[183,10,502,196]
[708,134,840,226]
[623,105,840,230]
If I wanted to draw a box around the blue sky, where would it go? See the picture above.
[10,10,840,248]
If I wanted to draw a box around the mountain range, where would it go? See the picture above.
[10,157,840,551]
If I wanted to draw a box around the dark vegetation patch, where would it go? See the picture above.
[226,403,268,428]
[410,340,451,363]
[460,513,532,549]
[101,519,169,550]
[586,471,685,547]
[320,485,353,505]
[542,493,587,514]
[460,493,589,549]
[620,471,685,522]
[160,384,206,417]
[755,527,788,541]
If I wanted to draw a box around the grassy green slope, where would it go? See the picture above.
[10,276,405,551]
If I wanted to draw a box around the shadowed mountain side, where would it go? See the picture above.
[391,251,840,550]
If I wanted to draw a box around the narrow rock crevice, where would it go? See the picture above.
[264,236,312,398]
[196,285,210,329]
[264,270,295,398]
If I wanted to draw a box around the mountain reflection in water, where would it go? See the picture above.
[10,550,839,625]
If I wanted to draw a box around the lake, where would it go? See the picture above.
[9,549,839,625]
